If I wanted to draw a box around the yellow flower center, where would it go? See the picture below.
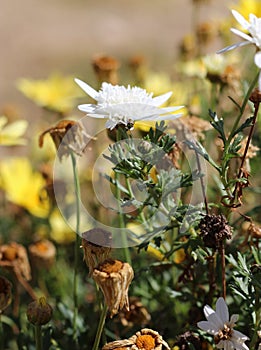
[136,335,156,350]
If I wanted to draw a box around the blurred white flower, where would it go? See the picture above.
[75,79,183,130]
[217,10,261,89]
[197,297,249,350]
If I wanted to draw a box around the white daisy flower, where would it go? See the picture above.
[217,10,261,89]
[75,79,183,130]
[197,297,249,350]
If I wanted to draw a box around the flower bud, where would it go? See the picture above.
[27,297,53,325]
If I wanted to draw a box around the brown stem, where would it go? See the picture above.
[207,254,216,305]
[15,271,37,300]
[219,241,226,300]
[232,100,260,203]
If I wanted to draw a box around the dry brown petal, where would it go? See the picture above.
[28,239,56,270]
[129,328,170,350]
[39,120,90,159]
[93,259,134,317]
[82,228,112,275]
[102,339,133,350]
[119,296,151,328]
[0,242,31,281]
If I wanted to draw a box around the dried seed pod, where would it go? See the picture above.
[92,55,120,85]
[118,296,151,328]
[28,239,56,270]
[82,228,112,276]
[198,214,232,249]
[0,276,12,313]
[27,297,53,326]
[93,259,134,317]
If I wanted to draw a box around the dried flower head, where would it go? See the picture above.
[92,259,134,317]
[0,242,31,281]
[174,331,202,350]
[196,21,216,46]
[39,119,90,159]
[118,296,151,328]
[28,239,56,270]
[102,328,170,350]
[27,296,53,326]
[176,115,212,141]
[92,55,120,85]
[198,214,232,249]
[81,228,112,275]
[0,276,12,313]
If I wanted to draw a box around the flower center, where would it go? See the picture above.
[136,335,156,350]
[214,324,233,343]
[99,259,123,274]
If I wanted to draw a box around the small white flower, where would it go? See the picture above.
[75,79,183,130]
[197,297,249,350]
[217,10,261,89]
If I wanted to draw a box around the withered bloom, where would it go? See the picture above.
[174,331,202,350]
[93,259,134,317]
[118,296,151,328]
[28,239,56,270]
[0,276,12,313]
[27,297,53,326]
[39,119,90,160]
[81,228,112,276]
[102,328,170,350]
[175,115,212,141]
[196,22,216,46]
[0,242,31,281]
[92,55,120,85]
[198,214,232,249]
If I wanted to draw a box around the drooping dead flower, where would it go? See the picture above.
[102,328,170,350]
[92,259,134,317]
[81,228,112,276]
[28,239,56,270]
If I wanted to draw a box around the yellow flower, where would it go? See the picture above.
[0,116,28,146]
[232,0,261,18]
[0,157,50,218]
[49,209,75,244]
[17,73,81,114]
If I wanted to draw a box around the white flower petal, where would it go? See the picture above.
[230,28,254,43]
[217,41,251,54]
[197,321,218,334]
[216,297,229,323]
[230,314,239,325]
[203,304,215,318]
[75,78,99,100]
[232,330,249,341]
[232,10,250,31]
[152,91,173,106]
[254,52,261,68]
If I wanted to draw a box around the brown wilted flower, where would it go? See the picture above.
[39,119,91,160]
[238,138,259,160]
[102,328,170,350]
[177,115,211,141]
[249,88,261,104]
[118,296,151,328]
[28,239,56,270]
[196,21,216,46]
[81,228,112,276]
[93,259,134,317]
[0,276,12,313]
[0,242,31,281]
[92,55,120,85]
[27,296,53,326]
[174,331,202,350]
[198,214,232,249]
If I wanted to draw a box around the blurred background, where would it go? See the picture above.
[1,0,229,117]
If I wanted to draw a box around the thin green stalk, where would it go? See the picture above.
[70,152,81,343]
[115,171,131,265]
[0,313,3,350]
[227,71,259,145]
[35,325,43,350]
[92,304,108,350]
[220,241,226,300]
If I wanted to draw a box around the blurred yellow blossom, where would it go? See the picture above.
[49,209,75,244]
[17,73,81,114]
[0,116,28,145]
[232,0,261,19]
[0,157,50,218]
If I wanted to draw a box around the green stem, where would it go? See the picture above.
[220,241,226,300]
[115,172,131,265]
[70,152,81,343]
[227,71,259,145]
[35,325,43,350]
[0,313,3,350]
[92,304,108,350]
